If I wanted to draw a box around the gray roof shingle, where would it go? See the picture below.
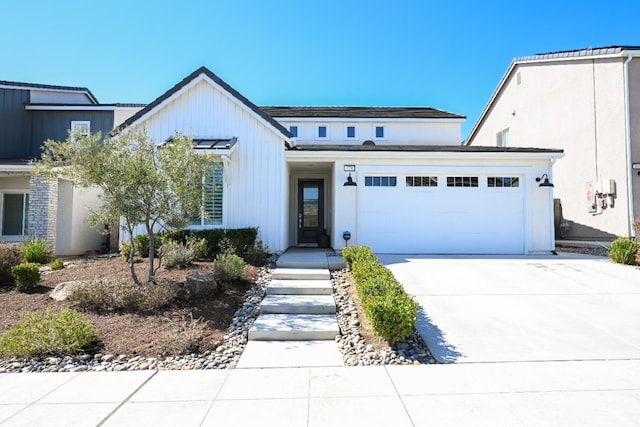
[260,106,465,119]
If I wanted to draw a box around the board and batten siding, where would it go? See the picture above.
[0,88,31,160]
[127,79,287,252]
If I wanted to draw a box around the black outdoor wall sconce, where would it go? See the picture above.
[536,173,554,187]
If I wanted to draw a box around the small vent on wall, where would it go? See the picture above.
[517,72,522,85]
[363,140,375,146]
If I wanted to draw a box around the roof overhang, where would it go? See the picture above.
[286,144,564,161]
[25,104,130,111]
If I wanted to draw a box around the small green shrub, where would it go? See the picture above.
[0,243,22,286]
[608,237,639,265]
[245,240,270,266]
[11,262,41,291]
[133,234,161,258]
[0,308,95,358]
[186,235,208,260]
[212,253,245,283]
[161,240,194,269]
[120,240,133,259]
[49,258,64,270]
[342,245,418,343]
[21,236,53,264]
[69,279,176,313]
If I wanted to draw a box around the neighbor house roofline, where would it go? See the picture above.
[113,67,293,140]
[0,80,99,104]
[465,46,640,145]
[260,106,465,120]
[25,103,147,111]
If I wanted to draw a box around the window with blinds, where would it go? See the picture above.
[192,163,223,226]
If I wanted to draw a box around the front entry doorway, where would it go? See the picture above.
[297,179,324,245]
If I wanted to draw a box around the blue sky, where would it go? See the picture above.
[2,0,639,138]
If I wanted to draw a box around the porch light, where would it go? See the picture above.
[344,173,357,186]
[536,174,554,187]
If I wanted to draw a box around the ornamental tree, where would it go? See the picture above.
[35,129,214,284]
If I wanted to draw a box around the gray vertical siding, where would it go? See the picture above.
[30,111,114,158]
[0,88,31,160]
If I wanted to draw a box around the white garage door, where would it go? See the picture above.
[358,174,525,254]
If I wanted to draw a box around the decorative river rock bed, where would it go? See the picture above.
[0,259,435,373]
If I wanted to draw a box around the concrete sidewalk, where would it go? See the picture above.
[2,361,640,426]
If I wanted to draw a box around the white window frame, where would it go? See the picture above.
[71,120,91,138]
[190,163,224,228]
[345,125,356,140]
[0,191,29,237]
[496,128,509,147]
[316,125,329,140]
[374,125,386,140]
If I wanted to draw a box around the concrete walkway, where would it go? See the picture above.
[238,248,343,368]
[2,361,640,426]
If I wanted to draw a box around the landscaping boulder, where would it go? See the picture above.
[50,280,87,301]
[184,272,218,297]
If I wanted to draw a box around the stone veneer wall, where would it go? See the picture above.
[28,175,58,253]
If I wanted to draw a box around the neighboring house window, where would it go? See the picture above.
[71,120,91,137]
[488,177,520,188]
[364,176,397,187]
[346,126,356,139]
[496,128,509,147]
[406,176,438,187]
[317,126,328,139]
[375,126,385,139]
[1,193,29,235]
[192,163,223,226]
[289,126,298,138]
[446,176,478,187]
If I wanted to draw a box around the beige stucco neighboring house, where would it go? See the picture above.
[466,46,640,241]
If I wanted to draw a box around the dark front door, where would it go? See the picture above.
[297,179,324,245]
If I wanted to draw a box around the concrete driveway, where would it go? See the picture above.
[379,253,640,364]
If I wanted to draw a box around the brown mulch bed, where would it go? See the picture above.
[0,255,257,358]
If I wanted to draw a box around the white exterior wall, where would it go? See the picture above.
[124,77,288,252]
[114,107,143,128]
[629,59,640,232]
[277,119,462,146]
[288,151,558,253]
[469,57,632,239]
[55,181,105,256]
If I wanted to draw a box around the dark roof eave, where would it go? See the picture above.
[290,144,563,154]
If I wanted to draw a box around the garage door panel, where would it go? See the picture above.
[357,175,525,254]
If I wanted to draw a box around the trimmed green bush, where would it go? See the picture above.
[365,293,420,344]
[0,243,22,286]
[21,236,53,264]
[0,308,95,358]
[212,253,245,283]
[608,237,638,265]
[11,262,41,291]
[69,279,176,313]
[49,258,64,270]
[343,245,418,343]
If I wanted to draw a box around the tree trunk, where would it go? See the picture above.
[128,233,140,285]
[147,227,156,284]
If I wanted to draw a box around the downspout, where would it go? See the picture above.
[624,54,636,237]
